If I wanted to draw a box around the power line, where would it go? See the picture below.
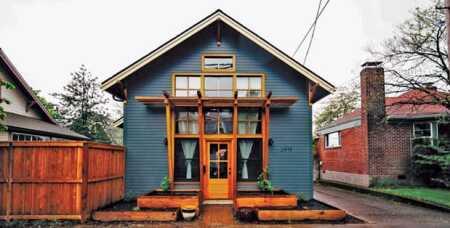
[304,0,323,64]
[291,0,331,58]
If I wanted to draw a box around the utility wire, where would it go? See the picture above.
[304,0,323,64]
[291,0,331,58]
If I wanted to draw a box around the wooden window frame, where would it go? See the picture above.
[172,72,265,98]
[204,108,234,135]
[174,109,199,135]
[172,74,201,97]
[413,122,433,139]
[236,75,265,98]
[204,75,234,97]
[237,138,263,182]
[201,53,236,73]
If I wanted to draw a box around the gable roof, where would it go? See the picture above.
[0,48,56,124]
[101,9,335,96]
[0,48,89,140]
[318,89,450,132]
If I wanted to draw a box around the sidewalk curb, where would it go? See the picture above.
[317,180,450,213]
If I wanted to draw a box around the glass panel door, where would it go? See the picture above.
[206,142,230,199]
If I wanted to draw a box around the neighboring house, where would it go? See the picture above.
[101,10,334,200]
[317,62,450,187]
[0,48,88,141]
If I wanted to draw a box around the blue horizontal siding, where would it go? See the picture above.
[124,23,313,199]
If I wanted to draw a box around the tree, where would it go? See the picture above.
[33,90,62,121]
[0,80,15,131]
[369,0,450,109]
[314,82,360,130]
[53,65,112,143]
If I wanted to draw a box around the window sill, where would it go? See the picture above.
[325,146,341,150]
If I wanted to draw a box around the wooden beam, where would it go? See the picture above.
[197,98,205,201]
[263,97,271,173]
[231,92,238,200]
[165,98,174,189]
[26,100,36,112]
[216,21,222,47]
[309,81,319,105]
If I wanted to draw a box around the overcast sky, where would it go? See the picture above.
[0,0,431,105]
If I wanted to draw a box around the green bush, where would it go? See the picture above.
[160,176,170,192]
[256,169,273,193]
[412,139,450,189]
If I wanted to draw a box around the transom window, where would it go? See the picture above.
[325,132,340,148]
[202,54,235,72]
[205,108,233,134]
[204,76,233,97]
[175,75,201,97]
[237,76,262,97]
[238,109,261,134]
[175,109,198,134]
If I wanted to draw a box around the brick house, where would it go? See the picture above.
[316,62,450,187]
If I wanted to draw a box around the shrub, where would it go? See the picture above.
[412,139,450,188]
[160,176,170,192]
[256,169,273,193]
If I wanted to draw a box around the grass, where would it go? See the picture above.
[373,186,450,208]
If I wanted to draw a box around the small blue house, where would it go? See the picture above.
[102,10,334,201]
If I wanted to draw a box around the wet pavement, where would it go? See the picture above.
[315,183,450,227]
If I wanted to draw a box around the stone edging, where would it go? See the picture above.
[317,180,450,213]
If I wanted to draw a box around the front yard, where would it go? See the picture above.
[373,187,450,208]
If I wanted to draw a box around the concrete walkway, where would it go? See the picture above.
[315,184,450,226]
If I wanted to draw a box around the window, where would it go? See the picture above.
[414,122,432,138]
[204,76,233,97]
[238,109,261,134]
[174,139,200,181]
[12,132,50,141]
[438,123,450,150]
[205,108,233,134]
[237,139,262,181]
[237,76,263,97]
[175,109,198,134]
[325,132,340,148]
[175,75,201,97]
[202,55,235,72]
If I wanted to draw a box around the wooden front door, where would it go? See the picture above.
[205,141,230,199]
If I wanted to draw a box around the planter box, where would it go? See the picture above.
[257,209,346,221]
[137,191,200,213]
[93,209,178,222]
[235,191,298,209]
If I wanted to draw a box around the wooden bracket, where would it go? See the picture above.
[26,101,36,112]
[118,81,128,103]
[308,82,318,105]
[216,21,222,47]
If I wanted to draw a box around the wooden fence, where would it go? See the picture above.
[0,141,125,221]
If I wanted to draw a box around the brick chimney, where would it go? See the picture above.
[360,61,386,178]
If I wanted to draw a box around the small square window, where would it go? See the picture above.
[325,132,340,148]
[174,75,200,97]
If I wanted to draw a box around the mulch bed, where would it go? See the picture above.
[97,199,177,212]
[236,199,365,224]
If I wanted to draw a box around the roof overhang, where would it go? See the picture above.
[101,10,335,100]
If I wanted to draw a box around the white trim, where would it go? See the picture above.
[101,11,335,94]
[317,118,361,135]
[324,131,341,149]
[412,122,433,139]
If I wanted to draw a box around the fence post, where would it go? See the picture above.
[80,142,90,222]
[5,142,13,221]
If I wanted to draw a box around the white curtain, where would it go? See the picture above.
[190,112,198,134]
[178,112,189,134]
[178,112,198,134]
[181,140,197,179]
[239,140,254,179]
[238,111,259,134]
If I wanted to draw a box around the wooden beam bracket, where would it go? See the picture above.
[308,82,319,105]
